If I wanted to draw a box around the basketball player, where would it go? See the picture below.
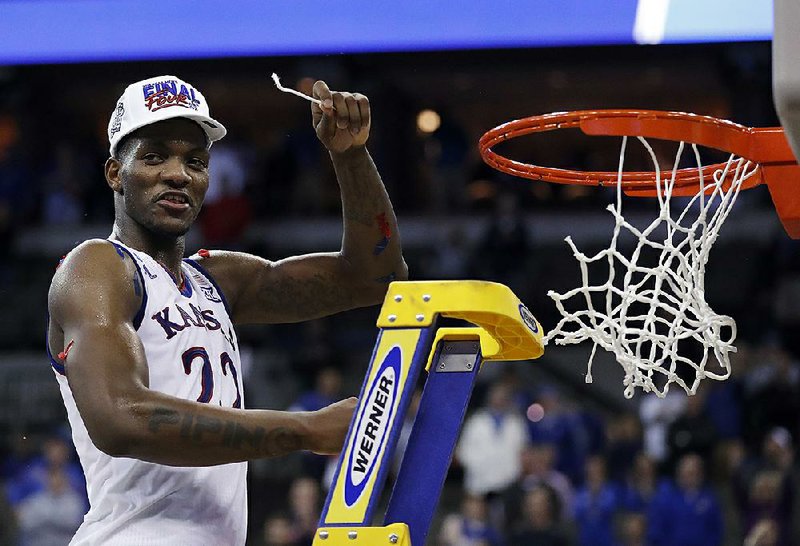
[45,75,407,545]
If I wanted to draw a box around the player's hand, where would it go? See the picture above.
[312,81,371,154]
[307,397,358,455]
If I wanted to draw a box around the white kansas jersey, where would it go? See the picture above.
[50,240,247,546]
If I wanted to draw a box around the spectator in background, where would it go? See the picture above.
[204,142,249,207]
[744,519,780,546]
[605,412,644,484]
[666,386,718,472]
[286,477,321,546]
[704,346,748,443]
[648,453,723,546]
[639,390,686,465]
[5,434,86,509]
[527,385,591,485]
[744,470,790,545]
[438,494,503,546]
[735,427,796,545]
[577,407,606,464]
[743,342,800,449]
[261,512,296,546]
[617,512,648,546]
[456,382,528,497]
[469,191,531,300]
[198,142,253,247]
[702,348,748,537]
[572,454,619,546]
[290,367,344,479]
[497,367,535,416]
[619,451,658,513]
[507,485,568,546]
[289,366,343,414]
[503,442,573,527]
[15,467,85,546]
[1,433,38,486]
[714,438,748,543]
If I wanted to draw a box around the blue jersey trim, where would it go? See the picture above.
[179,268,193,298]
[184,258,232,318]
[157,262,194,298]
[108,241,148,330]
[45,311,66,376]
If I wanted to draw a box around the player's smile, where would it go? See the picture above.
[154,190,193,214]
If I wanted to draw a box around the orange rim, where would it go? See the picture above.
[479,110,796,194]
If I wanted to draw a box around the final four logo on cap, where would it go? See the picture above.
[141,78,201,112]
[107,75,227,156]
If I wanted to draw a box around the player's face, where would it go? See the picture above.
[109,119,210,237]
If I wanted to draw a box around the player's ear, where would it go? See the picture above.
[105,157,124,194]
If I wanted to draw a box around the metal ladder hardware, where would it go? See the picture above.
[314,523,411,545]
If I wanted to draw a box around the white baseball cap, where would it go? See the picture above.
[107,75,227,156]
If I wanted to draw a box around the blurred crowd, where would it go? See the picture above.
[4,337,800,546]
[4,43,800,546]
[435,342,800,546]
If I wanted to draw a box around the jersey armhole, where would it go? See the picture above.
[46,311,66,376]
[48,241,148,375]
[108,241,148,330]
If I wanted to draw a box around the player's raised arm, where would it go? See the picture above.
[48,240,354,466]
[199,81,407,325]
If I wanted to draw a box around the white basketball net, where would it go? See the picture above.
[544,136,760,399]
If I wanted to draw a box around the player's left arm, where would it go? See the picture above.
[196,81,407,324]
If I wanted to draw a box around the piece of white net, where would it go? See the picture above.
[544,136,760,399]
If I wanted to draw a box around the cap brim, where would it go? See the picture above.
[180,113,227,144]
[110,112,227,156]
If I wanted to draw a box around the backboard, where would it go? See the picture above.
[774,0,800,160]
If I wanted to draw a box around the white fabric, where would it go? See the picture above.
[456,410,528,495]
[54,240,247,546]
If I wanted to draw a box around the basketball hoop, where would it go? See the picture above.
[479,110,800,398]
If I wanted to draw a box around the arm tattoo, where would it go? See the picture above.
[148,407,180,432]
[373,212,392,255]
[147,407,302,457]
[264,427,303,454]
[221,421,265,450]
